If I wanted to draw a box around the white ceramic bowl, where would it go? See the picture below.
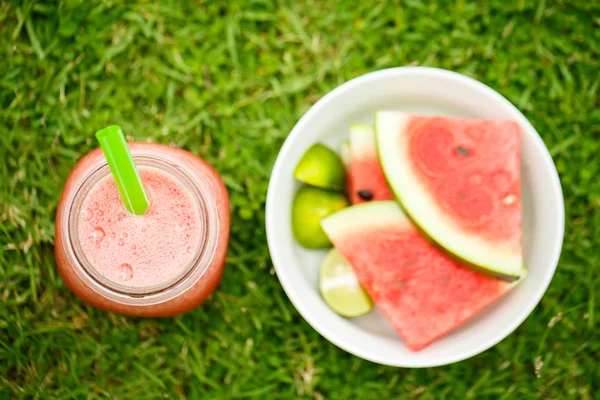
[266,67,564,367]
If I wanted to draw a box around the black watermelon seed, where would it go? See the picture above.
[357,189,373,200]
[455,146,470,156]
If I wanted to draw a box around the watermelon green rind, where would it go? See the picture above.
[322,199,409,234]
[375,111,523,279]
[402,208,527,282]
[350,124,377,159]
[339,140,351,168]
[349,123,373,133]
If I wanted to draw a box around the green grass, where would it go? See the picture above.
[1,0,599,398]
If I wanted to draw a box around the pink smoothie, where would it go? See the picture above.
[77,166,202,288]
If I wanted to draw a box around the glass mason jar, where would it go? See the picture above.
[55,143,230,317]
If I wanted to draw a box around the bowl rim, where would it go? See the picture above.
[265,66,565,367]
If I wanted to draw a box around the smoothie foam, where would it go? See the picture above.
[78,166,202,288]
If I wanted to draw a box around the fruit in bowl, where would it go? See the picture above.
[290,111,526,351]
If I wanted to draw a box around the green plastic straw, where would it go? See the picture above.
[95,125,149,215]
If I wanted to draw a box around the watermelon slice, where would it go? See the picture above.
[348,124,394,204]
[321,201,524,351]
[339,140,353,198]
[376,112,523,279]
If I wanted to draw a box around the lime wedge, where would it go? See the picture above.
[294,144,345,190]
[292,185,348,248]
[319,248,373,317]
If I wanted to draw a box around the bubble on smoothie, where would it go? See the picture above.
[91,202,100,210]
[118,238,125,246]
[141,227,146,232]
[81,208,93,221]
[110,232,116,238]
[118,263,134,281]
[122,233,128,238]
[96,209,104,217]
[503,194,516,205]
[88,227,106,244]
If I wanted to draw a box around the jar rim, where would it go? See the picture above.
[63,151,220,306]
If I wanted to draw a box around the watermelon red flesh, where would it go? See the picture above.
[377,112,522,278]
[348,124,394,205]
[321,202,517,351]
[409,115,521,243]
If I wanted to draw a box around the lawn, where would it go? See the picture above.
[1,0,598,398]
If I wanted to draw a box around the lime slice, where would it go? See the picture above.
[339,140,351,168]
[319,248,373,317]
[292,185,348,248]
[294,144,345,190]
